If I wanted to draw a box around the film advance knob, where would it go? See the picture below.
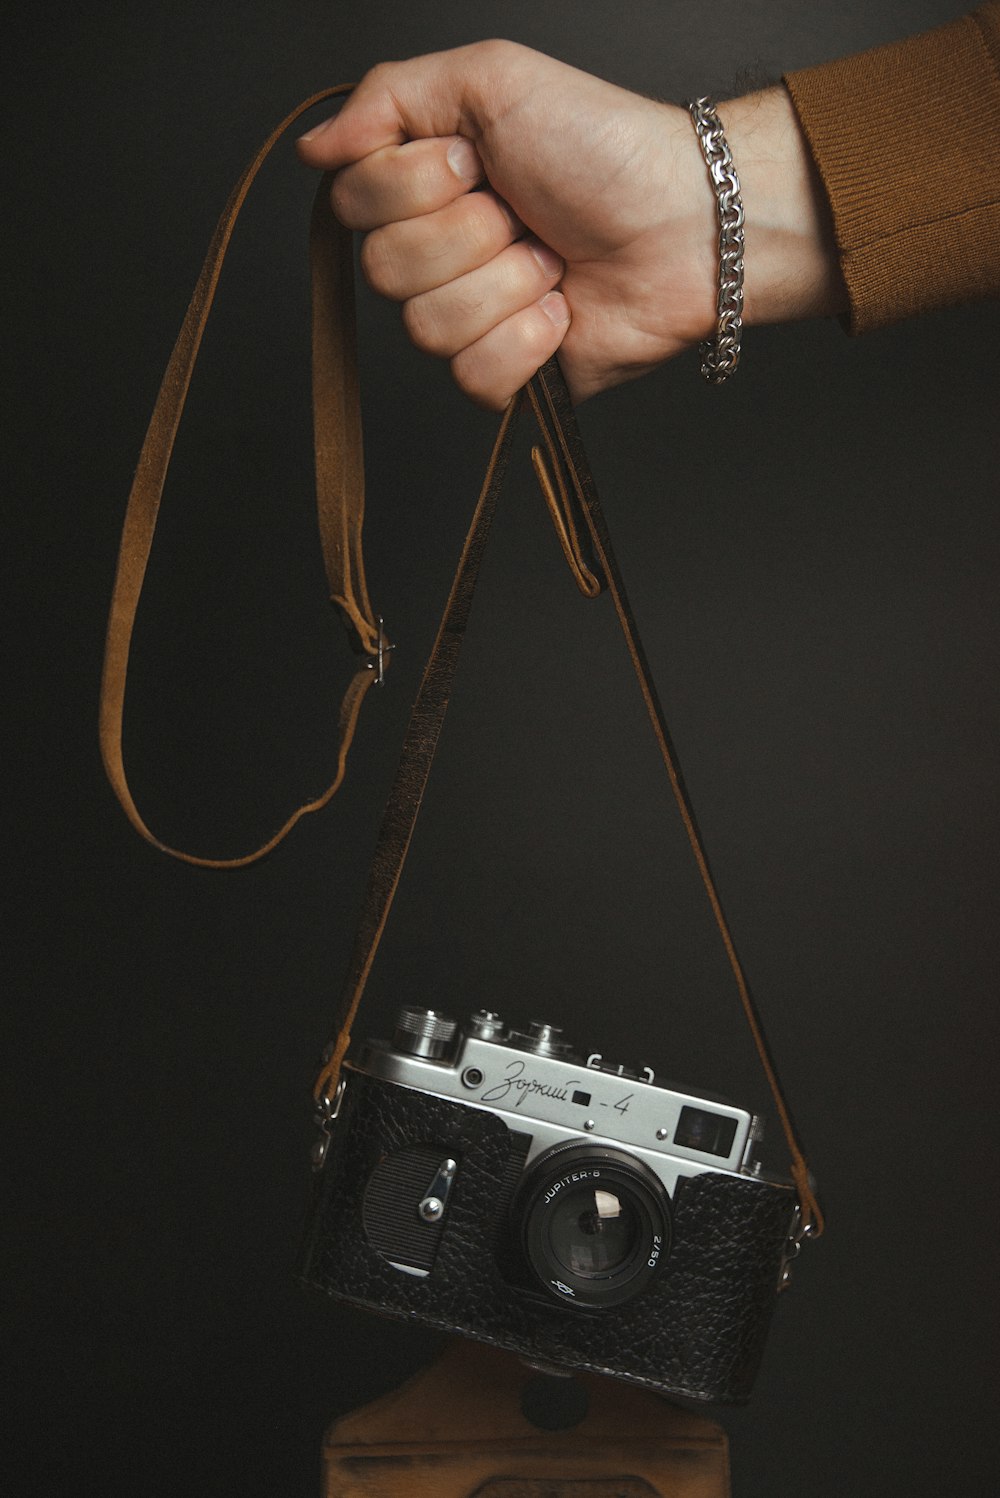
[391,1007,459,1059]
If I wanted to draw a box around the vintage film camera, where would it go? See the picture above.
[301,1006,802,1404]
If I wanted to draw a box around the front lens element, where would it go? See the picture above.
[518,1145,671,1309]
[548,1184,639,1276]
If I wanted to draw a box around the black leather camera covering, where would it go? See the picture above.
[300,1071,796,1404]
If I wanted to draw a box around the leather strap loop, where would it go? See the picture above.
[309,168,380,653]
[98,85,380,868]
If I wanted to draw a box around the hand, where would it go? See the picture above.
[297,40,846,407]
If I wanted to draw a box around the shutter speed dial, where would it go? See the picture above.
[508,1021,574,1058]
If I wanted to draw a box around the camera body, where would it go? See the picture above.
[301,1006,800,1404]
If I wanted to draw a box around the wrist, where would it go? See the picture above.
[716,86,847,329]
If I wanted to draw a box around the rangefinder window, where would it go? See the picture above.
[675,1105,738,1158]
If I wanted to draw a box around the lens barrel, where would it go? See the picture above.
[517,1144,671,1309]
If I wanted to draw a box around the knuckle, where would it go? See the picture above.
[472,37,522,69]
[460,197,502,258]
[361,59,398,91]
[359,230,399,297]
[329,173,360,229]
[450,353,508,411]
[466,38,535,102]
[402,296,445,356]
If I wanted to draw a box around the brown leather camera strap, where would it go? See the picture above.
[99,92,821,1235]
[313,355,821,1236]
[99,85,376,868]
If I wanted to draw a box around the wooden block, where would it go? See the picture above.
[323,1341,730,1497]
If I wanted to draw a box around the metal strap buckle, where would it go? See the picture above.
[778,1201,819,1292]
[311,1076,347,1171]
[367,616,395,686]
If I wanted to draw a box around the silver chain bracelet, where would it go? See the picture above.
[686,97,745,384]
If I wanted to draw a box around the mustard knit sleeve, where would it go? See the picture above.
[783,4,1000,333]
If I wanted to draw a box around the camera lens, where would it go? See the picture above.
[547,1183,640,1276]
[518,1145,671,1309]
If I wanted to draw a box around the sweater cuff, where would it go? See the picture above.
[784,5,1000,334]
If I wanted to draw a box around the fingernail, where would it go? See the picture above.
[298,115,334,143]
[540,291,570,327]
[528,238,563,278]
[447,137,483,183]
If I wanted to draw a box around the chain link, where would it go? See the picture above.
[686,97,745,384]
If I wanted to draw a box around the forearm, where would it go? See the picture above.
[715,86,848,331]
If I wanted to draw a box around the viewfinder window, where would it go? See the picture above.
[675,1106,737,1158]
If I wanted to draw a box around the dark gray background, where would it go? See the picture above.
[6,2,999,1494]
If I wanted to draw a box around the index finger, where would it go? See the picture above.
[295,42,528,169]
[330,135,485,230]
[296,51,467,169]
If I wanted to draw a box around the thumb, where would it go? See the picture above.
[295,47,482,170]
[296,80,405,169]
[295,41,539,170]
